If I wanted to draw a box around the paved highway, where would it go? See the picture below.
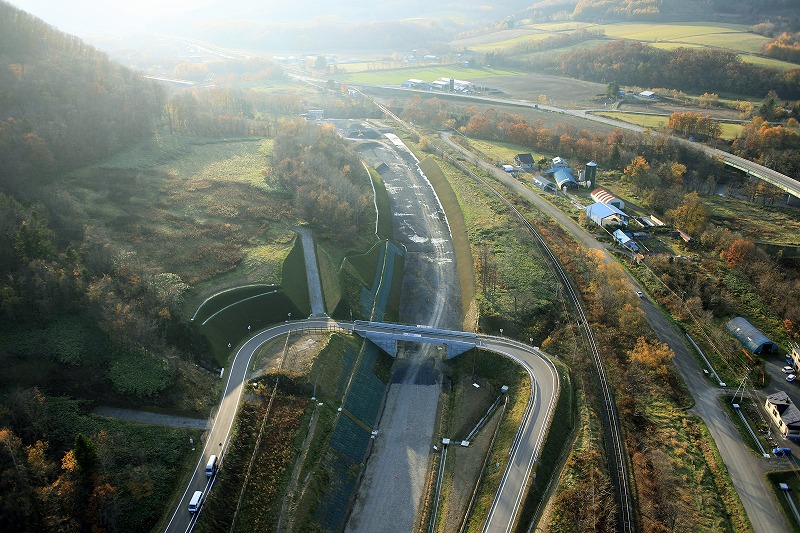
[164,319,559,533]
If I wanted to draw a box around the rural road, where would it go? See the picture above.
[381,86,799,201]
[440,132,790,532]
[163,319,559,533]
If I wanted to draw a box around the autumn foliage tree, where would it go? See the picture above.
[628,337,675,376]
[720,238,757,267]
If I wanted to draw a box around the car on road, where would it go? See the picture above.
[787,374,797,382]
[773,447,792,457]
[637,291,643,298]
[783,366,795,374]
[188,490,203,513]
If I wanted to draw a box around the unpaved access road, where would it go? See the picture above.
[339,121,463,533]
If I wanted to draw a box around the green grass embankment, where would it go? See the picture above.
[419,155,476,327]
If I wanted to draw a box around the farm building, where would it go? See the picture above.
[402,79,426,88]
[532,175,556,192]
[586,202,629,227]
[553,169,577,189]
[765,391,800,440]
[612,229,639,252]
[726,317,777,354]
[546,157,578,189]
[591,188,625,210]
[515,153,536,170]
[638,90,658,99]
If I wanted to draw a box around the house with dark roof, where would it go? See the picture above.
[726,317,777,354]
[514,153,535,170]
[765,391,800,439]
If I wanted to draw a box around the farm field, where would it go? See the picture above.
[593,111,743,140]
[453,20,798,71]
[342,65,522,85]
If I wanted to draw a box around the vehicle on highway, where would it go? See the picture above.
[783,366,794,374]
[188,490,203,513]
[773,447,792,457]
[787,374,796,382]
[205,455,218,477]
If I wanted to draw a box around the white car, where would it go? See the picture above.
[637,291,643,298]
[783,366,795,374]
[787,374,797,383]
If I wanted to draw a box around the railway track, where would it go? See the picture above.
[433,139,636,533]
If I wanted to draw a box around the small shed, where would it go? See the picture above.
[612,229,639,252]
[532,175,556,192]
[591,187,625,210]
[726,317,777,354]
[586,202,629,227]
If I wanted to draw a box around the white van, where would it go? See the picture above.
[188,490,203,513]
[205,455,218,477]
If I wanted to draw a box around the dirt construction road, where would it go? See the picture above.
[344,124,463,533]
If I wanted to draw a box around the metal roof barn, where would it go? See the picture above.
[726,316,777,354]
[586,202,629,227]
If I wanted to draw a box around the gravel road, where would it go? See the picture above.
[341,122,462,533]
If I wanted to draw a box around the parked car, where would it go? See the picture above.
[783,366,795,374]
[787,374,797,382]
[773,447,792,457]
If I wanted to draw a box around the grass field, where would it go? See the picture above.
[594,111,743,140]
[342,66,522,85]
[457,20,798,71]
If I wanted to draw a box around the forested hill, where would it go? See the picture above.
[0,1,163,195]
[529,0,798,22]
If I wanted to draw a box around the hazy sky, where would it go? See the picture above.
[9,0,215,35]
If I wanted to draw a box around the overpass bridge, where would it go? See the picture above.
[352,320,478,358]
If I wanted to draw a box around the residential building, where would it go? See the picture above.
[765,391,800,440]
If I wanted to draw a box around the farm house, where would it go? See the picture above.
[726,317,777,354]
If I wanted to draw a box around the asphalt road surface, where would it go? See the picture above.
[164,319,559,533]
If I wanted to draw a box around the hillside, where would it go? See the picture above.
[0,1,163,196]
[525,0,797,23]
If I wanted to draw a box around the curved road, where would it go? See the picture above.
[164,319,559,533]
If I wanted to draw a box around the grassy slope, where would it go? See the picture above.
[419,155,476,327]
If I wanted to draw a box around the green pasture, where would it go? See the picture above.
[470,21,796,68]
[470,32,551,52]
[593,112,742,140]
[705,196,800,246]
[465,138,546,165]
[342,66,522,85]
